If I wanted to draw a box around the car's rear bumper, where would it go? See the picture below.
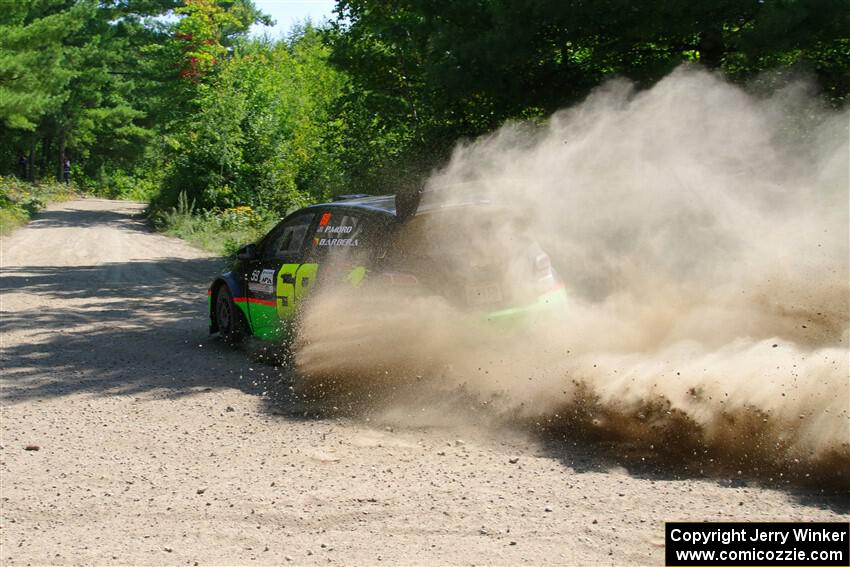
[484,285,567,324]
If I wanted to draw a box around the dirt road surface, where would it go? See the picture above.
[1,199,847,566]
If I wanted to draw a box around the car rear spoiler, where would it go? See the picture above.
[395,189,423,221]
[333,194,371,201]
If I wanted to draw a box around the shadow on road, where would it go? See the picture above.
[2,251,846,515]
[534,428,850,513]
[1,259,225,300]
[26,204,150,232]
[0,256,284,404]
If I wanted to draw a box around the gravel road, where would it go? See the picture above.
[1,199,847,566]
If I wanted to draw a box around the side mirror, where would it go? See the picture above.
[236,243,257,260]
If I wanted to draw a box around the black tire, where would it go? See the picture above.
[215,286,244,345]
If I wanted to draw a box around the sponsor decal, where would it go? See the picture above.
[248,282,274,294]
[318,237,359,247]
[322,225,354,234]
[259,269,275,285]
[249,269,276,291]
[276,264,300,319]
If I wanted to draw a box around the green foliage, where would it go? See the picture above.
[1,0,847,251]
[0,176,76,234]
[0,0,264,184]
[0,0,85,130]
[0,206,28,234]
[0,0,159,182]
[152,191,277,254]
[171,0,262,81]
[330,0,850,167]
[154,26,348,215]
[77,166,161,202]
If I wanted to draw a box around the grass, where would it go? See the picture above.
[0,176,77,235]
[151,192,278,255]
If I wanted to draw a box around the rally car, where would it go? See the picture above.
[208,190,567,344]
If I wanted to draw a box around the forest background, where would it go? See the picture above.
[1,0,847,249]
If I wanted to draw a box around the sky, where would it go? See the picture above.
[249,0,338,38]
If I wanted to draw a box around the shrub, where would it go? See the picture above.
[0,176,76,234]
[152,191,277,255]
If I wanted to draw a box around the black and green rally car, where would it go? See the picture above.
[208,190,567,344]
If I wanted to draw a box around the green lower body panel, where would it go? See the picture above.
[235,299,282,342]
[235,300,251,322]
[484,285,568,325]
[222,282,567,343]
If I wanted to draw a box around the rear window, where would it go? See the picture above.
[386,206,537,272]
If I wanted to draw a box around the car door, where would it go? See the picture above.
[246,211,316,340]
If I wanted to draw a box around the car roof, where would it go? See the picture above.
[299,187,500,220]
[302,195,397,217]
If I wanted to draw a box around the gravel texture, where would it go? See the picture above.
[1,199,847,566]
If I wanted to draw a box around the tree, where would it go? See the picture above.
[0,1,83,131]
[156,27,348,213]
[0,0,266,182]
[0,0,162,179]
[330,0,850,151]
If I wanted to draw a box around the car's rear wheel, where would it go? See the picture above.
[215,286,244,345]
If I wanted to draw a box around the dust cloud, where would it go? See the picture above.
[295,67,849,486]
